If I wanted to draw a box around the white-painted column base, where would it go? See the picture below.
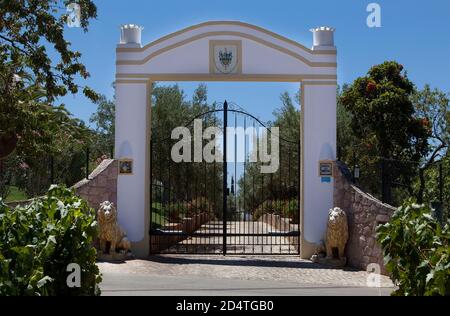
[301,82,336,259]
[115,81,150,258]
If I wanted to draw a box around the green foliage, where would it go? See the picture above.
[151,83,223,217]
[413,85,449,153]
[0,185,101,296]
[272,92,300,142]
[377,201,450,296]
[189,196,212,215]
[1,126,92,198]
[0,0,99,169]
[238,92,300,211]
[336,84,356,161]
[0,72,95,198]
[253,199,299,223]
[411,85,450,203]
[4,186,27,202]
[341,60,430,159]
[338,81,450,205]
[0,1,102,199]
[0,0,98,102]
[418,156,450,211]
[161,197,213,222]
[340,62,431,204]
[90,94,115,158]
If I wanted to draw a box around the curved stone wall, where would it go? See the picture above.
[72,159,118,210]
[334,161,396,274]
[6,159,118,210]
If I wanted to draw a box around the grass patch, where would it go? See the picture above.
[5,186,28,202]
[151,212,164,229]
[151,202,165,229]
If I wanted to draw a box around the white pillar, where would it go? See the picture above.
[115,24,149,258]
[301,82,337,258]
[115,81,150,258]
[299,26,337,259]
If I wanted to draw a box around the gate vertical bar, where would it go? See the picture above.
[85,148,90,180]
[223,101,228,255]
[149,139,153,254]
[297,140,301,254]
[243,116,247,253]
[439,163,443,205]
[234,112,238,252]
[50,156,54,184]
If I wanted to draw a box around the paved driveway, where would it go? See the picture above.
[165,220,298,254]
[99,255,395,296]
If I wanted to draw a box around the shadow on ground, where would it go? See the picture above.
[144,255,359,272]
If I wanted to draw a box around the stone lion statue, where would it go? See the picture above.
[97,201,131,254]
[325,207,348,260]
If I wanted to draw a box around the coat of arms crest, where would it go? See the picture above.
[219,48,233,68]
[212,43,240,74]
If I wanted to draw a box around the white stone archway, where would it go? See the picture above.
[114,21,337,258]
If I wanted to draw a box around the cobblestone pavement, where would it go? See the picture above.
[98,255,394,289]
[101,218,394,295]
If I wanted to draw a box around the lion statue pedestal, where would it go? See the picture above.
[310,207,348,267]
[96,201,133,262]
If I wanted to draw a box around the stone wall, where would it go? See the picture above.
[72,159,118,210]
[6,159,118,210]
[334,161,396,274]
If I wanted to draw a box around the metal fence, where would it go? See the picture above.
[0,146,114,201]
[338,151,449,221]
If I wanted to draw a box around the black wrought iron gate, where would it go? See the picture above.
[150,101,300,255]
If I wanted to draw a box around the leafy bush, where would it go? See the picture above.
[188,197,211,215]
[253,199,299,223]
[377,201,450,296]
[0,185,101,296]
[162,197,213,222]
[165,201,188,222]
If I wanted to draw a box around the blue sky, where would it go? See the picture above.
[60,0,450,124]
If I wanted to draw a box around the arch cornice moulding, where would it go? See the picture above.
[116,21,337,68]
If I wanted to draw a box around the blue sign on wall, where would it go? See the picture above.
[321,177,331,183]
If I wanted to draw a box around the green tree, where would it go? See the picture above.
[0,0,98,159]
[150,83,223,220]
[337,84,357,161]
[191,82,208,113]
[0,83,93,198]
[238,91,300,218]
[411,85,449,203]
[273,91,300,142]
[340,61,430,204]
[90,94,115,158]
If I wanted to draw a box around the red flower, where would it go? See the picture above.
[420,118,429,127]
[366,81,377,94]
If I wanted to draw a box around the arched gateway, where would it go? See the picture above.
[115,21,337,259]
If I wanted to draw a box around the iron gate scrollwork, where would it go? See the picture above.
[150,101,300,254]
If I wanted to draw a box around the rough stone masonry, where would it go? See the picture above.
[334,161,396,275]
